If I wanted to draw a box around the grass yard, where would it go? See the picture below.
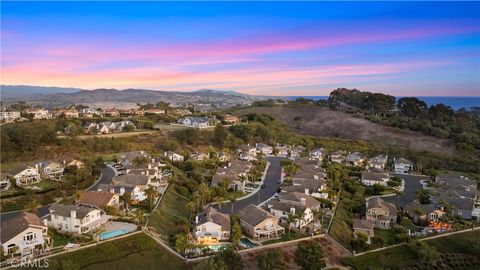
[341,230,480,270]
[49,230,73,247]
[262,231,304,245]
[43,233,186,270]
[32,179,59,190]
[374,228,397,246]
[147,185,191,243]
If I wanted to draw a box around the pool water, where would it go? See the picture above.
[99,229,129,240]
[240,238,259,248]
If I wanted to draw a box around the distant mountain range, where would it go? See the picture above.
[0,85,277,109]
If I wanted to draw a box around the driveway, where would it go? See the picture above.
[216,156,285,214]
[1,166,116,222]
[383,173,429,208]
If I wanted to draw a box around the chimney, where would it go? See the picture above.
[290,207,296,214]
[43,218,48,226]
[301,197,306,205]
[195,216,199,224]
[152,158,155,163]
[120,187,125,195]
[148,164,152,169]
[70,210,76,220]
[305,188,309,195]
[109,187,115,194]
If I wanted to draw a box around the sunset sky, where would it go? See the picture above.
[2,2,479,96]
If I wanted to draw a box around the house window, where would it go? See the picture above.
[63,216,67,221]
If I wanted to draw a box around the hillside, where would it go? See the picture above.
[236,106,456,155]
[0,85,275,110]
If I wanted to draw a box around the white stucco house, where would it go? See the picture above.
[394,158,414,174]
[45,204,111,234]
[6,165,41,186]
[1,212,50,257]
[194,207,231,244]
[164,151,184,162]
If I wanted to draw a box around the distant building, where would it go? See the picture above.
[191,153,209,161]
[329,150,346,163]
[178,117,210,128]
[394,158,414,174]
[41,162,65,180]
[256,143,273,155]
[145,109,165,115]
[164,151,184,162]
[290,145,307,158]
[54,108,79,118]
[102,109,120,117]
[223,115,240,124]
[346,152,366,166]
[0,110,21,122]
[310,148,325,160]
[26,108,52,119]
[211,160,251,192]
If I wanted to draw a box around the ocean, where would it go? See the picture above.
[286,96,479,110]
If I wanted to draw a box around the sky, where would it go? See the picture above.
[1,2,479,96]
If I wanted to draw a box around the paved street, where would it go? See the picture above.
[1,166,116,222]
[383,173,429,208]
[216,156,285,214]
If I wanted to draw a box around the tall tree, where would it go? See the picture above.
[397,97,428,118]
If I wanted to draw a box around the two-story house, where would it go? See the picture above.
[1,212,50,257]
[366,197,397,229]
[45,204,111,234]
[394,158,414,174]
[41,162,65,180]
[361,170,390,186]
[6,165,41,186]
[239,204,285,241]
[267,200,314,229]
[164,151,184,162]
[194,207,231,244]
[256,143,273,155]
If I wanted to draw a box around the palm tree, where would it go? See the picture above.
[122,192,133,213]
[145,186,157,211]
[229,196,237,214]
[135,209,145,226]
[286,213,297,238]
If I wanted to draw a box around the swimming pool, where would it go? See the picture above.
[99,229,129,240]
[240,238,259,248]
[207,243,230,252]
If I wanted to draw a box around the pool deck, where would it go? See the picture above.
[104,221,137,233]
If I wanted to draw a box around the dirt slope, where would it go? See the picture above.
[238,106,456,155]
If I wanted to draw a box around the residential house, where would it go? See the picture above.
[278,192,321,210]
[145,109,165,115]
[211,160,251,192]
[0,111,21,122]
[217,152,231,163]
[275,143,290,157]
[366,197,398,229]
[404,202,437,224]
[41,162,65,180]
[6,164,41,186]
[361,170,390,186]
[80,108,100,117]
[191,153,210,161]
[54,108,79,118]
[352,219,374,244]
[223,115,240,124]
[102,109,120,117]
[310,148,325,160]
[64,159,84,168]
[394,158,414,174]
[178,117,209,128]
[164,151,184,162]
[290,145,307,158]
[239,204,285,240]
[45,204,111,234]
[1,212,50,257]
[282,179,328,199]
[238,144,257,161]
[267,200,314,229]
[0,177,11,191]
[256,143,273,155]
[346,152,366,166]
[429,174,480,220]
[111,174,152,202]
[329,150,346,163]
[26,108,52,119]
[77,190,120,209]
[194,206,231,244]
[368,155,388,170]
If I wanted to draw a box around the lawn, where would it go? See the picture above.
[262,231,304,245]
[147,185,191,243]
[49,229,73,247]
[32,179,59,190]
[373,228,397,246]
[341,230,480,270]
[44,233,186,270]
[328,198,353,249]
